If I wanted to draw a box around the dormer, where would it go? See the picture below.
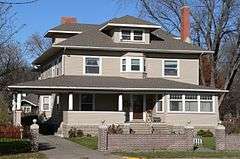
[99,15,161,44]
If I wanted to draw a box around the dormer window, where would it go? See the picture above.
[120,29,144,42]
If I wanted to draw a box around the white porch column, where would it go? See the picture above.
[12,94,16,125]
[68,93,73,111]
[143,94,146,121]
[118,94,123,111]
[16,93,22,126]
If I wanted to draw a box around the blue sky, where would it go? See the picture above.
[13,0,139,42]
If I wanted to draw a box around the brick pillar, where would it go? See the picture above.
[184,124,194,150]
[15,110,22,126]
[215,124,226,151]
[30,119,39,152]
[98,121,108,151]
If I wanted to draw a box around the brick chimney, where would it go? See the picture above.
[180,6,191,43]
[61,16,77,25]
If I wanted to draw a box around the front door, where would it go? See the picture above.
[132,95,143,119]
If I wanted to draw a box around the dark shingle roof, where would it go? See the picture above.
[49,23,99,32]
[9,76,224,92]
[22,94,38,106]
[106,15,157,26]
[56,29,203,51]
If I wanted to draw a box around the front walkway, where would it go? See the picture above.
[39,135,121,159]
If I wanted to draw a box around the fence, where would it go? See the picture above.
[98,124,194,152]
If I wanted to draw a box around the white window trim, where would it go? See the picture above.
[155,94,164,113]
[41,96,51,112]
[162,59,180,78]
[167,94,215,114]
[200,95,215,113]
[120,57,144,72]
[184,94,198,113]
[83,56,102,75]
[120,28,145,43]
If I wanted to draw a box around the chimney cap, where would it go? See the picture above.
[61,16,77,25]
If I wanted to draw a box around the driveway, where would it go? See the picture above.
[39,135,121,159]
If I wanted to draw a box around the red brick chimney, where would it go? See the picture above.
[180,6,191,43]
[61,16,77,25]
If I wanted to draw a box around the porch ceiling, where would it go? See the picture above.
[8,75,227,93]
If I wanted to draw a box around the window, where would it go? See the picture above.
[185,94,198,112]
[85,57,100,74]
[121,30,131,41]
[200,95,213,112]
[42,96,50,111]
[169,94,183,111]
[131,59,140,71]
[120,57,143,72]
[81,94,93,111]
[55,57,62,76]
[121,29,144,42]
[163,60,179,77]
[156,94,163,112]
[122,59,126,71]
[133,30,143,41]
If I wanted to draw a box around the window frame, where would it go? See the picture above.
[120,28,145,42]
[155,94,164,113]
[167,94,215,113]
[200,95,214,113]
[41,96,51,112]
[120,57,144,72]
[185,94,198,112]
[168,94,183,112]
[83,56,102,75]
[162,59,180,78]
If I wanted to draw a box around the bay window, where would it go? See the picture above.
[131,59,140,71]
[84,57,101,75]
[121,57,144,72]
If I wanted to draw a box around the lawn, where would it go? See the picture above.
[0,153,46,159]
[202,137,216,150]
[115,151,240,158]
[0,138,31,154]
[69,136,98,150]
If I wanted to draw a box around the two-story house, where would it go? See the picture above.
[9,7,227,136]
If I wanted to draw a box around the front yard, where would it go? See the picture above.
[0,153,46,159]
[69,136,98,150]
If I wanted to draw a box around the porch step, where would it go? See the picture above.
[129,122,152,134]
[152,123,171,135]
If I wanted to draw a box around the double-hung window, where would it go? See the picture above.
[163,60,179,77]
[185,94,198,112]
[156,94,163,112]
[42,96,50,111]
[85,57,101,75]
[81,94,94,111]
[122,59,126,71]
[131,59,140,71]
[121,29,144,42]
[200,95,213,112]
[169,94,183,111]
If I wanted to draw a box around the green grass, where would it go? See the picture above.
[202,137,216,150]
[0,139,31,154]
[69,136,98,150]
[115,150,240,158]
[0,153,47,159]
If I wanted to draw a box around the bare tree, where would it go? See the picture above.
[25,33,51,59]
[116,0,240,107]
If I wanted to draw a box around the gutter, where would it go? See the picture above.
[8,85,228,93]
[52,45,214,54]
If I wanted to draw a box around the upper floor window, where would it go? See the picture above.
[163,60,179,77]
[121,57,144,72]
[84,57,101,75]
[121,29,144,42]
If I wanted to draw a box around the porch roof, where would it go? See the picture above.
[8,75,227,93]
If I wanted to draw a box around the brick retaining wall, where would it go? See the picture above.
[225,134,240,150]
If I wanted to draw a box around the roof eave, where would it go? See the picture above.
[52,45,214,54]
[99,23,162,31]
[8,85,228,93]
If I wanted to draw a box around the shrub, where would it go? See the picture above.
[223,116,240,134]
[0,95,10,124]
[0,140,31,155]
[68,127,84,138]
[108,124,123,134]
[197,129,213,137]
[0,124,21,139]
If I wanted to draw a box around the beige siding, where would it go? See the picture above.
[63,111,125,125]
[64,54,83,75]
